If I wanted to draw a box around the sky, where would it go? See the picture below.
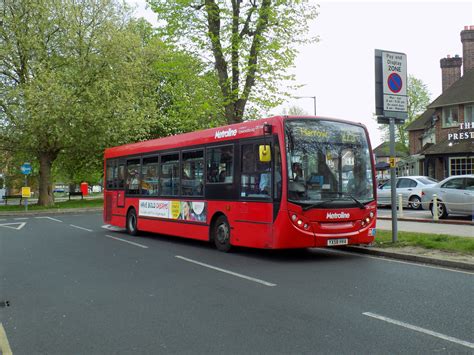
[127,0,474,147]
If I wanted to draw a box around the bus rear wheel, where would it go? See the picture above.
[126,208,139,236]
[213,216,231,252]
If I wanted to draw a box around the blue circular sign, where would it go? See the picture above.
[21,163,32,175]
[387,73,402,93]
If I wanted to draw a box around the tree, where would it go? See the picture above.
[282,105,308,116]
[0,1,162,205]
[377,75,431,146]
[147,0,318,124]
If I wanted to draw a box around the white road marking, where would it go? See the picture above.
[14,217,29,220]
[363,312,474,349]
[323,248,474,275]
[70,224,93,232]
[0,222,26,230]
[35,216,62,222]
[105,235,149,249]
[176,256,277,287]
[101,224,124,232]
[0,323,13,355]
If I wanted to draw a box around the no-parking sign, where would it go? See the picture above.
[375,49,408,121]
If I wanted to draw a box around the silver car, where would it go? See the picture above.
[421,175,474,219]
[377,176,438,210]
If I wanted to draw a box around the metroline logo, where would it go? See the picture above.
[215,128,237,139]
[326,212,350,219]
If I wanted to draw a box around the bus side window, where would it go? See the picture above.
[141,156,159,196]
[182,150,204,196]
[206,146,234,184]
[161,153,180,196]
[106,159,117,189]
[241,143,271,198]
[117,162,125,189]
[126,158,141,195]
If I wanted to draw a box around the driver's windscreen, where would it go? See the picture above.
[285,119,374,203]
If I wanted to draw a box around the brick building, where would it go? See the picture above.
[404,26,474,180]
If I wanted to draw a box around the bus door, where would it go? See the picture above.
[236,139,274,247]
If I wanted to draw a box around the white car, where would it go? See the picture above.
[421,175,474,219]
[377,176,438,210]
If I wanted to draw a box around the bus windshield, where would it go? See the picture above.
[285,119,374,206]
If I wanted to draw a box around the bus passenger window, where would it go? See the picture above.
[141,156,159,196]
[126,159,141,195]
[241,143,271,198]
[161,153,180,196]
[206,146,233,184]
[106,160,117,189]
[117,163,125,189]
[182,150,204,196]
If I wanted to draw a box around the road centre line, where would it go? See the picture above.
[35,216,62,222]
[323,248,474,275]
[175,256,277,287]
[70,224,93,232]
[105,235,149,249]
[363,312,474,349]
[0,323,13,355]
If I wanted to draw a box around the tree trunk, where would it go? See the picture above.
[224,100,246,124]
[37,151,57,206]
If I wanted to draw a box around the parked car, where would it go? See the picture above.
[377,176,438,209]
[421,175,474,219]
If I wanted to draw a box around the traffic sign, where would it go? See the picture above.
[374,49,408,121]
[22,187,31,198]
[20,163,32,175]
[389,157,396,168]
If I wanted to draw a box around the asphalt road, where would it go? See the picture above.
[1,212,473,354]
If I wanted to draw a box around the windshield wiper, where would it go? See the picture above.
[329,192,366,209]
[301,199,339,211]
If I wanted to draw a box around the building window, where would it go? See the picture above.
[464,104,474,123]
[442,106,459,128]
[449,157,474,176]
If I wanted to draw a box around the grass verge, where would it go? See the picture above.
[375,230,474,255]
[0,198,103,211]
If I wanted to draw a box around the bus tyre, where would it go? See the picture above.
[213,216,232,252]
[126,208,139,236]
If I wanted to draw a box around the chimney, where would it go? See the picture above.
[461,25,474,74]
[440,54,462,91]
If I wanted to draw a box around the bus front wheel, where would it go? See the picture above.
[213,216,232,252]
[126,208,139,236]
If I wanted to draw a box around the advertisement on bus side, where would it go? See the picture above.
[139,200,207,222]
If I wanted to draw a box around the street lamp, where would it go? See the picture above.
[295,96,316,116]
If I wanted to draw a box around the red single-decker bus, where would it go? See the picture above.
[104,116,377,251]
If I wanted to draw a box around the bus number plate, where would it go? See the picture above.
[327,238,348,246]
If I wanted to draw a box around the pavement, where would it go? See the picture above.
[0,207,473,271]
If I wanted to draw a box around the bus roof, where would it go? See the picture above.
[104,115,366,159]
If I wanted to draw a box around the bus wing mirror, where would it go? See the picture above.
[259,145,271,162]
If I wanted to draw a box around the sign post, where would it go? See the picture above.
[375,50,408,243]
[20,163,32,212]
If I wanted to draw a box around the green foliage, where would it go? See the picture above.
[147,0,319,122]
[0,1,224,196]
[0,198,104,211]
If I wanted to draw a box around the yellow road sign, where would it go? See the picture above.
[389,157,396,168]
[21,186,31,198]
